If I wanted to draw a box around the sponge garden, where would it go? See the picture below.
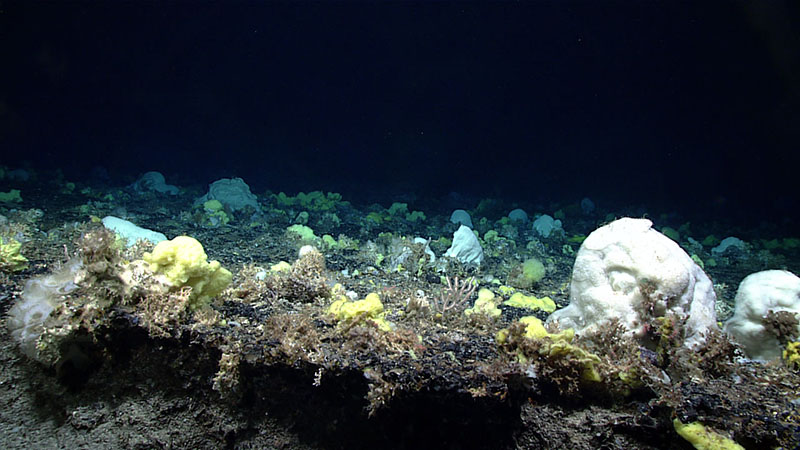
[0,174,798,449]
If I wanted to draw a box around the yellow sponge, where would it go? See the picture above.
[328,292,391,331]
[144,236,232,310]
[503,292,556,313]
[673,419,743,450]
[465,288,501,318]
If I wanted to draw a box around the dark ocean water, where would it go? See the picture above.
[2,2,798,230]
[2,5,800,447]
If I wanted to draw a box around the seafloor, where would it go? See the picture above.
[1,175,799,449]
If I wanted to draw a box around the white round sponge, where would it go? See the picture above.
[724,270,800,361]
[546,217,718,348]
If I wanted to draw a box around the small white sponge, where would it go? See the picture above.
[444,225,484,267]
[102,216,167,248]
[546,217,718,348]
[724,270,800,361]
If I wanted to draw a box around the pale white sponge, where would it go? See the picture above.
[6,259,83,361]
[546,217,718,348]
[444,225,484,267]
[724,270,800,361]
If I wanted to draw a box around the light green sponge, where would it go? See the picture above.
[0,236,28,272]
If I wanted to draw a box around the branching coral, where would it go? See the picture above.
[434,276,477,317]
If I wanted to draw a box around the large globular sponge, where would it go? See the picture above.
[131,171,179,195]
[194,177,261,213]
[449,209,473,228]
[546,217,718,349]
[724,270,800,361]
[532,214,562,238]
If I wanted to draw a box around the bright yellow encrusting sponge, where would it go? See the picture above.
[497,316,601,382]
[502,292,556,313]
[143,236,232,311]
[519,316,573,341]
[327,292,392,331]
[673,419,744,450]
